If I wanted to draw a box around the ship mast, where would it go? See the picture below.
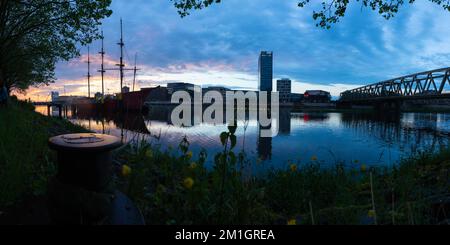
[102,19,140,94]
[117,18,125,93]
[99,30,106,96]
[87,46,91,98]
[133,53,137,92]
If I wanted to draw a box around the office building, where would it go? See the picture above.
[258,51,273,92]
[277,78,291,103]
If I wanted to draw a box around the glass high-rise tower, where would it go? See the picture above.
[258,51,273,92]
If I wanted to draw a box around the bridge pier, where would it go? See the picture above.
[47,104,63,119]
[336,101,353,109]
[374,101,401,113]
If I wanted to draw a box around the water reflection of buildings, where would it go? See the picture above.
[341,112,449,153]
[290,112,330,123]
[279,108,292,135]
[257,126,272,160]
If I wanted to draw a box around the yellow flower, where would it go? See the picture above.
[121,165,132,177]
[311,156,318,161]
[360,164,367,172]
[183,177,194,189]
[368,210,376,218]
[186,151,193,159]
[287,219,297,225]
[290,164,298,172]
[189,162,197,170]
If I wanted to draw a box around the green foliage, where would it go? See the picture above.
[171,0,450,29]
[0,0,112,92]
[0,99,89,209]
[117,125,274,224]
[117,123,450,225]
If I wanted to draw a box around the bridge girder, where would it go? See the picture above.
[341,67,450,102]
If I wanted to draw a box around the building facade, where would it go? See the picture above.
[122,86,130,94]
[290,93,304,103]
[144,86,170,102]
[51,92,60,102]
[304,90,332,103]
[258,51,273,92]
[203,86,231,102]
[277,78,291,103]
[167,82,196,95]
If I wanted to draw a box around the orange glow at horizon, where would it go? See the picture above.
[14,75,144,102]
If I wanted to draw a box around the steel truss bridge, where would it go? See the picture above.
[340,67,450,102]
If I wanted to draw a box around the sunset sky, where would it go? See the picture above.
[20,0,450,101]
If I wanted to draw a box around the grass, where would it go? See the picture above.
[115,128,450,225]
[1,98,450,225]
[0,98,88,209]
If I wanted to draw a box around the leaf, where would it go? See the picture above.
[228,125,237,135]
[220,132,229,146]
[229,134,237,150]
[228,151,237,165]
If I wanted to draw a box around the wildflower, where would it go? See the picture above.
[121,165,132,177]
[311,156,318,161]
[360,164,367,172]
[287,219,297,225]
[290,164,298,172]
[189,162,197,170]
[183,177,194,189]
[368,210,376,218]
[186,151,193,159]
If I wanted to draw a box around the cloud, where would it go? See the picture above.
[21,0,450,101]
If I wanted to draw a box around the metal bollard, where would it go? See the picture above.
[48,133,144,225]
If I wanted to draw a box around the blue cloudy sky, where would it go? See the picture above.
[25,0,450,100]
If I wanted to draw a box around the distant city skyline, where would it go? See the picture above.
[17,0,450,101]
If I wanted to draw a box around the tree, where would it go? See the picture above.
[170,0,450,28]
[0,0,113,95]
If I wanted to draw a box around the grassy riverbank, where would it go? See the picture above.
[1,99,450,224]
[116,135,450,225]
[0,99,88,210]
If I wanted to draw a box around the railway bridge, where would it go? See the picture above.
[339,67,450,111]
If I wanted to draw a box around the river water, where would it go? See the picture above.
[36,105,450,169]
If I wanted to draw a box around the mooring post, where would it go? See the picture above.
[48,133,144,225]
